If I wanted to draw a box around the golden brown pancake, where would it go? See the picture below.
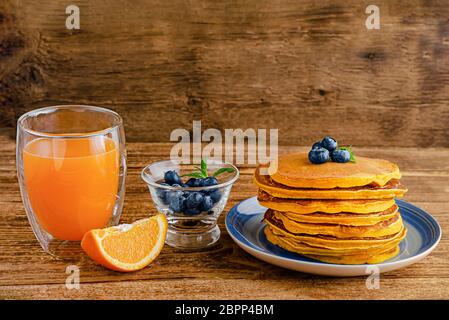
[258,189,396,214]
[304,246,400,264]
[254,166,407,200]
[264,226,401,264]
[281,205,399,226]
[265,225,405,254]
[265,216,407,251]
[266,209,403,238]
[268,153,401,189]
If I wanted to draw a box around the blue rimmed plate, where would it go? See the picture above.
[225,197,441,277]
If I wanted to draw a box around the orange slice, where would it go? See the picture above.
[81,214,167,272]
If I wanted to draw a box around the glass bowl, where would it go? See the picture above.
[141,159,239,250]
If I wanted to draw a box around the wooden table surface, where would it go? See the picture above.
[1,141,448,299]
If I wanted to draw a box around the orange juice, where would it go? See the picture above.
[23,137,119,241]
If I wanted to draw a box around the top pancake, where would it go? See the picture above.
[268,153,401,189]
[254,165,407,200]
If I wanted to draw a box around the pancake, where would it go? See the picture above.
[265,216,407,251]
[258,189,396,214]
[304,246,400,264]
[268,153,401,189]
[267,209,403,238]
[265,226,400,264]
[254,166,407,200]
[281,205,399,226]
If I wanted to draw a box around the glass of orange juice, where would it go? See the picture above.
[16,105,126,259]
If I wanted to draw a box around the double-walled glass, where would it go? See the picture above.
[16,105,126,259]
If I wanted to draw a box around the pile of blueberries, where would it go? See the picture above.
[308,136,351,164]
[157,170,222,215]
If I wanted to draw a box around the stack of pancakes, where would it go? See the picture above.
[254,153,408,264]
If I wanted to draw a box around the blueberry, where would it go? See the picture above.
[195,179,206,187]
[164,170,182,185]
[200,190,210,196]
[331,149,351,163]
[156,182,170,204]
[184,207,201,215]
[311,141,323,149]
[321,136,338,152]
[308,147,330,164]
[166,189,182,203]
[203,177,218,187]
[186,178,204,188]
[209,189,222,203]
[186,192,204,209]
[200,196,214,212]
[186,178,197,187]
[168,191,186,213]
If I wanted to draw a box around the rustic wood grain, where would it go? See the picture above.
[1,0,449,146]
[0,141,448,299]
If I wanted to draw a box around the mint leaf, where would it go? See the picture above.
[212,167,235,177]
[340,146,356,163]
[182,159,234,180]
[201,158,208,177]
[181,172,205,179]
[181,159,209,179]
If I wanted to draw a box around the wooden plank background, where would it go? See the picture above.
[1,0,449,146]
